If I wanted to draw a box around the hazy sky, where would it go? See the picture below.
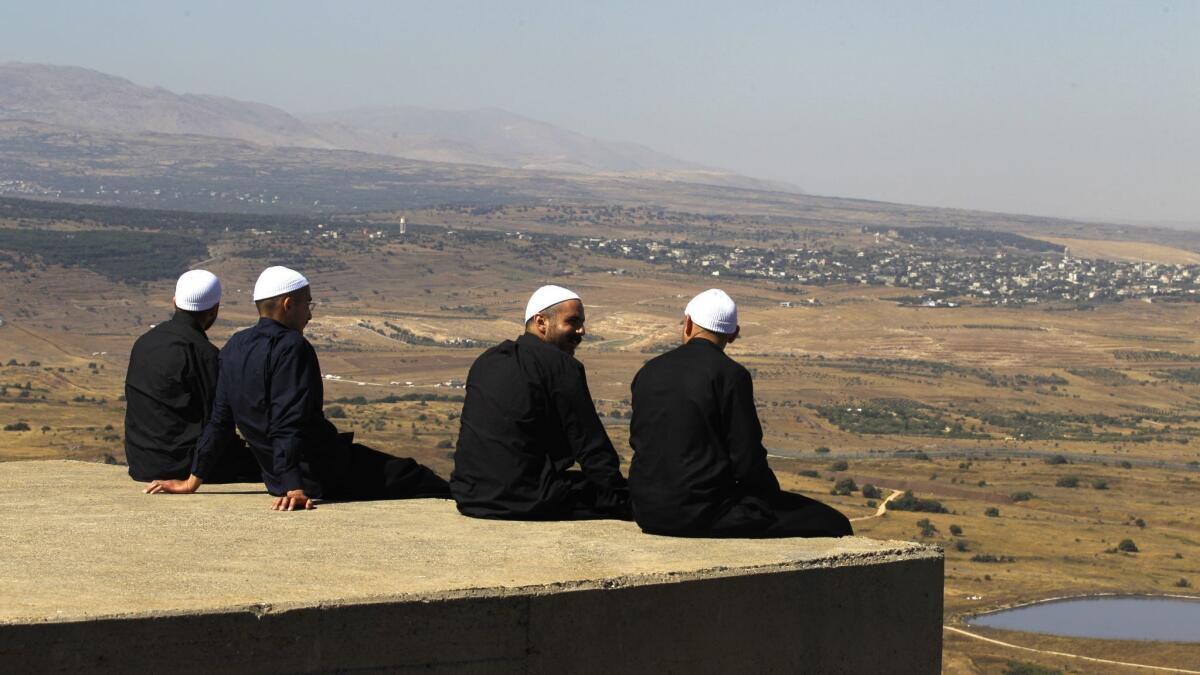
[2,1,1198,223]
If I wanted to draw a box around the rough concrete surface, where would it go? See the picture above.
[0,460,944,673]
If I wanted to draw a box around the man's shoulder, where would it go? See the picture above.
[132,320,198,354]
[514,334,580,368]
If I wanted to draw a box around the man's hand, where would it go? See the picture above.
[271,489,316,511]
[144,475,202,494]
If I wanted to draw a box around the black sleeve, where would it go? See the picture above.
[723,367,780,493]
[191,356,237,480]
[552,361,627,489]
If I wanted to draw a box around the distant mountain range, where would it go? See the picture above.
[0,62,794,192]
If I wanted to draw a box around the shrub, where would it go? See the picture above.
[1010,491,1034,502]
[1055,476,1078,488]
[796,469,819,478]
[831,477,858,496]
[1045,455,1069,465]
[829,460,849,471]
[889,491,948,513]
[949,524,963,536]
[1117,539,1138,553]
[1175,578,1192,588]
[814,446,831,454]
[985,507,1001,517]
[1134,517,1145,528]
[436,439,453,449]
[3,422,30,431]
[326,406,347,419]
[861,483,882,499]
[954,539,970,552]
[916,518,938,537]
[1119,460,1133,469]
[1092,479,1109,490]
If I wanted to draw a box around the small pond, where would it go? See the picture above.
[967,595,1200,642]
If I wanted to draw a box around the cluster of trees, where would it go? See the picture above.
[358,321,483,349]
[0,228,207,282]
[971,553,1016,563]
[865,225,1066,253]
[0,196,321,233]
[1113,350,1200,363]
[888,491,947,513]
[814,401,983,439]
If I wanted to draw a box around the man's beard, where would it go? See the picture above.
[553,331,582,355]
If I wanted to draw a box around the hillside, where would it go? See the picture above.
[0,62,782,190]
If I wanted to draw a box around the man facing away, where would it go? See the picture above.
[629,289,852,538]
[145,266,449,510]
[124,270,259,484]
[450,285,631,520]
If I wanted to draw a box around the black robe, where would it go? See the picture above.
[450,333,629,519]
[123,312,257,482]
[628,338,779,533]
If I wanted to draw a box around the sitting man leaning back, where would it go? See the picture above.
[145,266,449,510]
[450,285,630,520]
[629,289,852,538]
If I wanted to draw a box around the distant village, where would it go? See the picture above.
[4,181,1199,308]
[559,231,1200,307]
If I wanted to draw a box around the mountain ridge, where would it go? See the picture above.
[0,62,796,193]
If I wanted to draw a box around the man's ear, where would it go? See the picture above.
[682,315,694,340]
[727,325,740,345]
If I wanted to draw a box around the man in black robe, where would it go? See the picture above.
[124,270,259,483]
[450,285,630,520]
[144,266,449,510]
[629,289,852,538]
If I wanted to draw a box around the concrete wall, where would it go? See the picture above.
[1,557,942,674]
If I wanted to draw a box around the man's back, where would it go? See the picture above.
[451,333,625,518]
[124,313,218,481]
[629,339,778,533]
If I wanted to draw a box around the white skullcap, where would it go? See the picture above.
[174,270,221,311]
[253,266,310,301]
[524,285,581,322]
[685,289,738,335]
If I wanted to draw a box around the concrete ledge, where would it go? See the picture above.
[0,461,943,673]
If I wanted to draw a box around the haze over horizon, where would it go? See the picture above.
[1,1,1197,224]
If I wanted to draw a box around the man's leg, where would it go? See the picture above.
[346,443,450,500]
[197,440,263,484]
[553,470,633,521]
[761,490,854,538]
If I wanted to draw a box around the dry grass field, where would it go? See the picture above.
[1040,236,1200,265]
[2,213,1199,673]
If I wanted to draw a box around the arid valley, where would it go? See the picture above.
[2,193,1199,672]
